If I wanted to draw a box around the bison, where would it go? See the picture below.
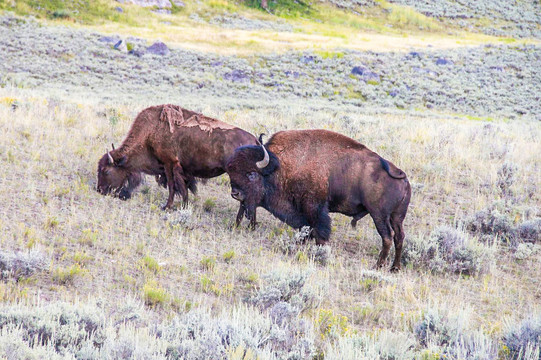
[97,104,257,226]
[225,129,411,271]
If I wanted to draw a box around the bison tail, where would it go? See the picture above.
[380,157,407,179]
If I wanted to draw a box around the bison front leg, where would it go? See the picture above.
[248,208,257,230]
[304,203,331,245]
[235,203,245,227]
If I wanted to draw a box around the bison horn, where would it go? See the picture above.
[256,144,270,169]
[107,150,114,165]
[111,143,115,151]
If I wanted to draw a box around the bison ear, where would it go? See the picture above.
[115,156,127,167]
[259,152,279,177]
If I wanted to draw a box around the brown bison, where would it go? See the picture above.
[225,129,411,271]
[97,104,257,225]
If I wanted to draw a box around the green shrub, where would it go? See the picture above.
[52,264,85,285]
[142,281,169,307]
[142,255,161,273]
[202,198,216,212]
[200,256,216,271]
[222,250,235,263]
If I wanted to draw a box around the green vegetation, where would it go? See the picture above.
[142,254,161,273]
[222,250,235,263]
[52,264,85,285]
[142,280,170,307]
[200,256,216,271]
[245,0,314,18]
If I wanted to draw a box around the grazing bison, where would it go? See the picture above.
[226,129,411,271]
[97,104,257,225]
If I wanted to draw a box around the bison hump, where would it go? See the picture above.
[159,104,185,133]
[159,104,236,133]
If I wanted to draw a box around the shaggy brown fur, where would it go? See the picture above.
[226,129,411,271]
[97,104,257,225]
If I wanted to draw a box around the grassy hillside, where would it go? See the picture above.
[1,0,525,55]
[0,1,540,359]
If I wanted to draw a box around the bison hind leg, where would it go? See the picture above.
[371,214,395,270]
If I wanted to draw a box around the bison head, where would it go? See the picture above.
[226,142,279,221]
[96,146,141,200]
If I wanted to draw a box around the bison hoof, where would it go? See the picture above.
[390,266,401,273]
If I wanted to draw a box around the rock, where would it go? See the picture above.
[128,49,145,57]
[98,36,121,43]
[351,66,380,83]
[114,6,123,12]
[224,69,248,82]
[114,40,128,52]
[351,66,368,76]
[300,55,316,64]
[117,0,176,9]
[436,58,453,65]
[172,0,185,6]
[389,88,399,97]
[284,70,300,79]
[117,0,173,7]
[146,41,169,55]
[152,9,171,14]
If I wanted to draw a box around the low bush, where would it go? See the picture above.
[466,207,515,243]
[517,219,541,244]
[246,268,321,313]
[325,330,416,360]
[414,307,499,359]
[0,249,49,281]
[402,226,494,275]
[503,313,541,360]
[0,301,106,354]
[162,305,315,360]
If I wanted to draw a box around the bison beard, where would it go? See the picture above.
[226,129,411,271]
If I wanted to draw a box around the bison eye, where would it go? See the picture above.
[247,172,258,182]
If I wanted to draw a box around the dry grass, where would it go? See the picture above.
[76,16,521,55]
[1,87,539,354]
